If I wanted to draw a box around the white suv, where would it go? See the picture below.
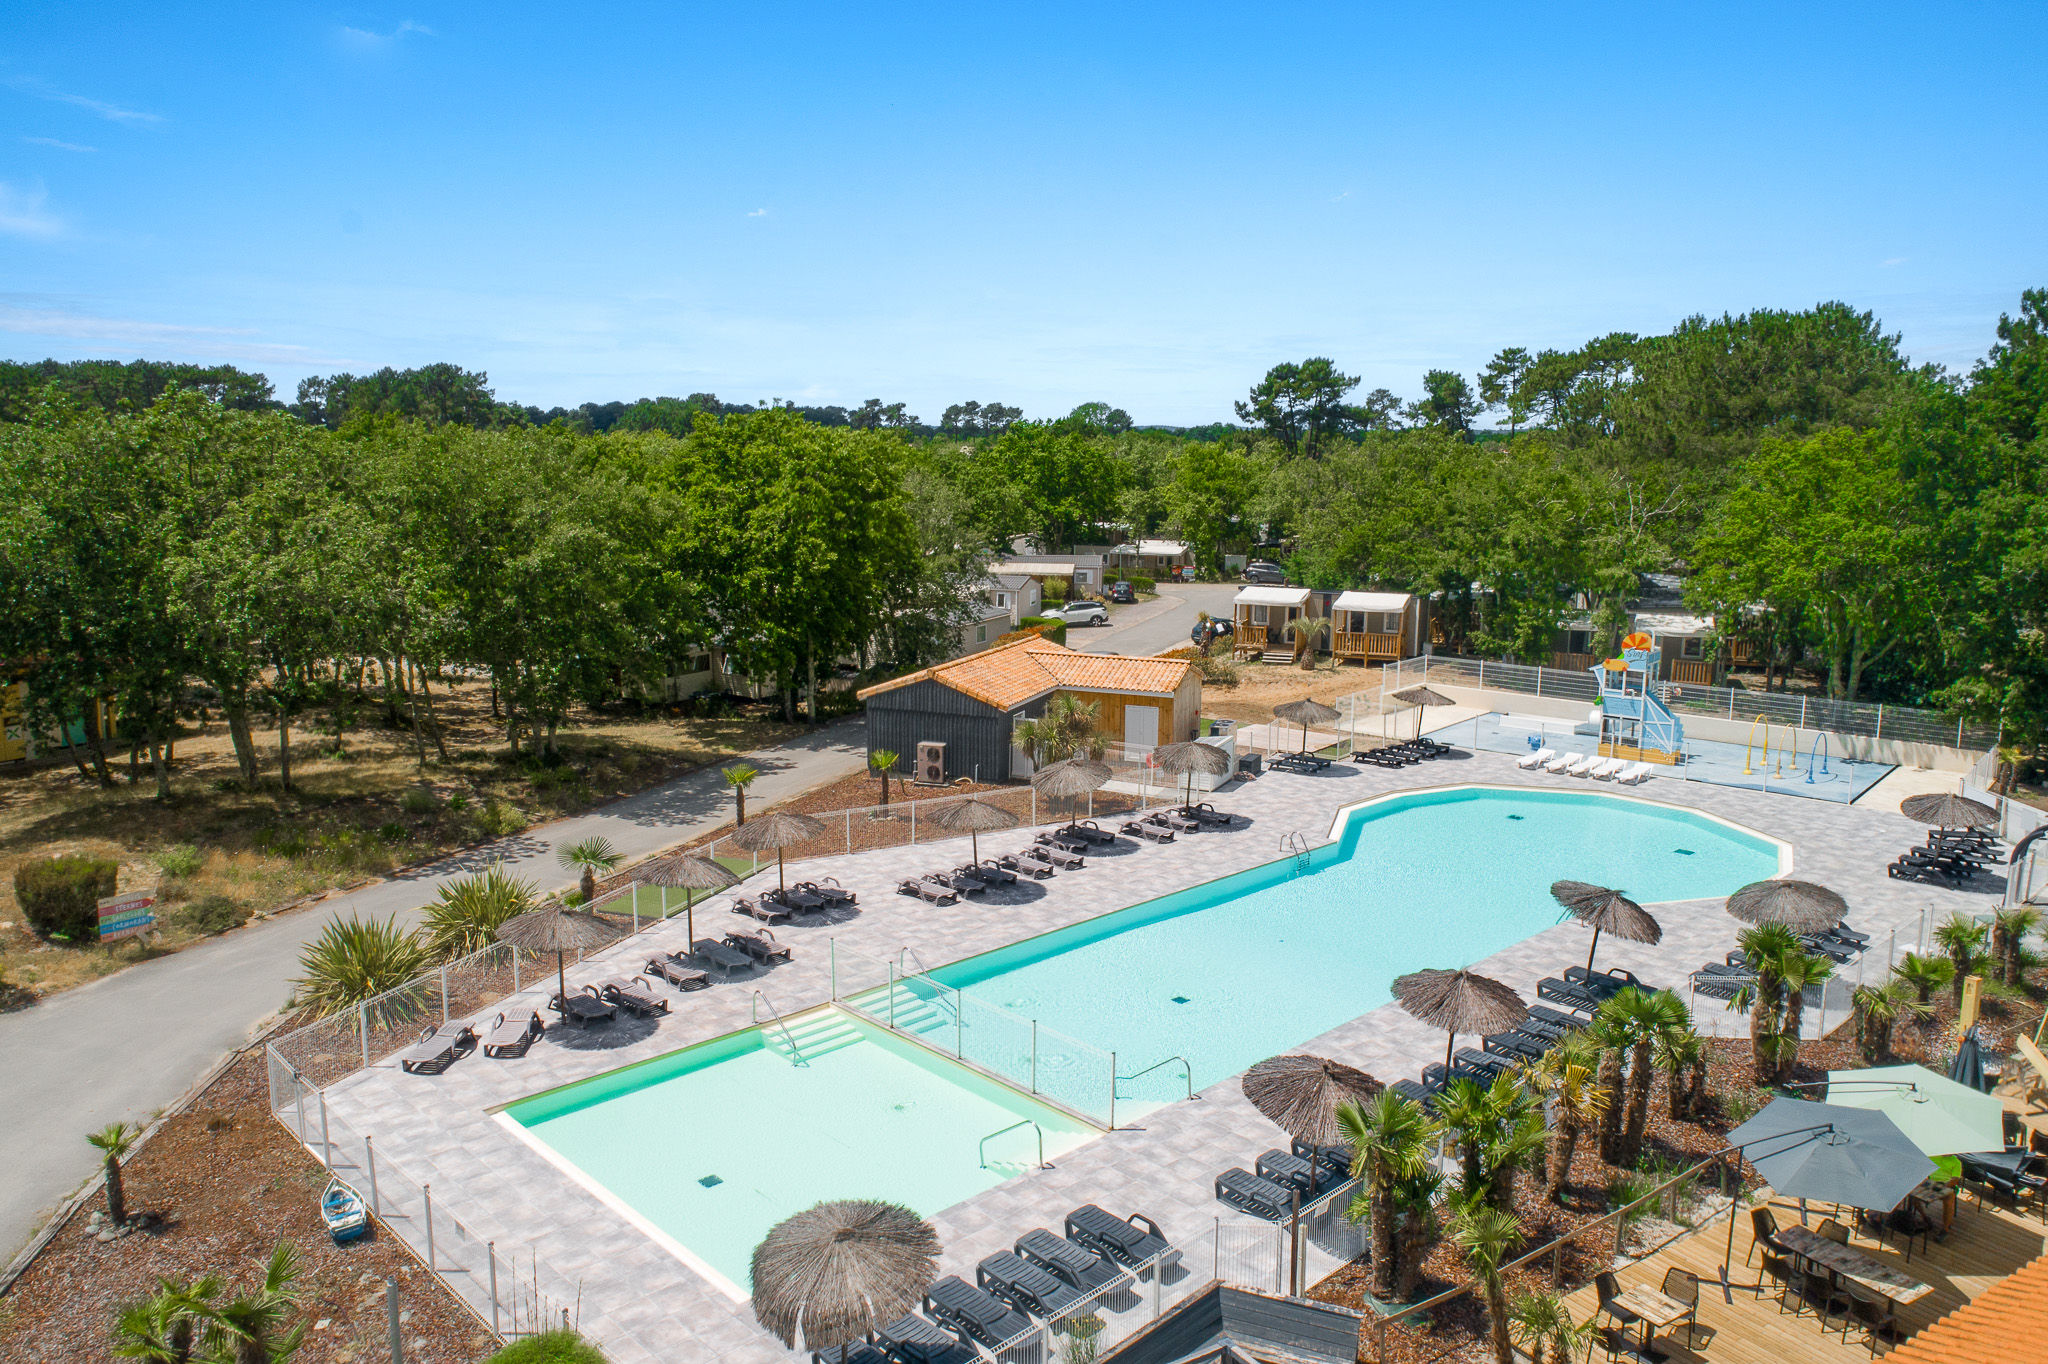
[1046,600,1109,626]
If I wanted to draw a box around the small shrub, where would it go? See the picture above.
[486,1329,607,1364]
[1129,575,1155,594]
[1016,616,1069,646]
[417,863,537,959]
[156,844,204,879]
[399,787,440,815]
[177,894,250,935]
[254,827,308,858]
[478,798,525,838]
[293,914,431,1017]
[14,856,118,941]
[447,791,471,812]
[375,822,409,845]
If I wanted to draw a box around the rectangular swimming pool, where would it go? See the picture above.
[500,1010,1096,1297]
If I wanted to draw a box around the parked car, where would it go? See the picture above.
[1107,581,1136,603]
[1191,618,1233,646]
[1046,600,1109,626]
[1242,561,1287,584]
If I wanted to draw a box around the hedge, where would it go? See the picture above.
[486,1331,607,1364]
[1010,617,1069,646]
[14,855,119,942]
[1129,575,1156,594]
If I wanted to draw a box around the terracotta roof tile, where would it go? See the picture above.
[857,637,1193,712]
[1887,1251,2048,1364]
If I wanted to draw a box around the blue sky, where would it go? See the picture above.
[4,3,2044,424]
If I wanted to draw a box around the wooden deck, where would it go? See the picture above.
[1562,1194,2047,1362]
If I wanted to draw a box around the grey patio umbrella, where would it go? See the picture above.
[1393,685,1455,740]
[1154,738,1232,810]
[1725,879,1848,934]
[1031,757,1113,825]
[495,904,627,1011]
[1949,1024,1990,1094]
[639,852,739,950]
[1242,1054,1385,1151]
[1550,881,1661,972]
[1393,968,1529,1071]
[1273,698,1340,755]
[922,796,1018,865]
[751,1199,940,1353]
[730,810,827,890]
[1901,792,1998,830]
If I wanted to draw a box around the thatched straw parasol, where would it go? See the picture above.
[495,905,627,1011]
[639,852,739,948]
[1154,738,1233,810]
[1550,880,1661,972]
[1726,879,1847,934]
[730,810,827,890]
[1031,757,1113,825]
[1393,968,1528,1070]
[1242,1054,1385,1150]
[921,796,1018,864]
[1901,792,1999,830]
[1273,698,1340,755]
[751,1199,940,1353]
[1393,685,1455,740]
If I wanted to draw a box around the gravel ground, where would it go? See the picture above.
[0,1046,497,1363]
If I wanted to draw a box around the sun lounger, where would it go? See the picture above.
[967,860,1019,886]
[645,955,709,990]
[399,1022,478,1074]
[1542,751,1578,773]
[998,851,1056,879]
[1255,1148,1323,1195]
[1152,809,1200,833]
[1586,757,1623,779]
[1823,922,1872,948]
[483,1010,543,1057]
[549,990,617,1026]
[813,1343,891,1364]
[1187,803,1241,827]
[765,885,828,913]
[1120,818,1175,843]
[1454,1047,1515,1082]
[1691,971,1750,1001]
[599,976,672,1016]
[1565,965,1640,998]
[1351,747,1411,768]
[1798,933,1857,963]
[1215,1167,1297,1220]
[731,895,795,925]
[929,869,990,895]
[1412,737,1452,756]
[1888,858,1967,885]
[688,940,755,979]
[874,1311,977,1364]
[1483,1030,1548,1062]
[1291,1138,1355,1185]
[1538,977,1602,1011]
[725,929,791,964]
[975,1250,1084,1317]
[1031,836,1087,868]
[1062,821,1118,846]
[898,877,960,903]
[1014,1228,1132,1295]
[1271,751,1332,773]
[1064,1205,1180,1270]
[800,878,858,907]
[1390,1078,1436,1108]
[1561,754,1597,776]
[1517,746,1556,769]
[923,1275,1034,1349]
[1616,762,1654,784]
[1528,1004,1588,1031]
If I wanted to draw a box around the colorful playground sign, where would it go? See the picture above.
[96,890,156,942]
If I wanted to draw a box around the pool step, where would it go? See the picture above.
[764,1010,865,1063]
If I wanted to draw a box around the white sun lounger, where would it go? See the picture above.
[1517,747,1556,769]
[1616,761,1655,784]
[1543,752,1577,773]
[1586,757,1623,779]
[1558,754,1594,776]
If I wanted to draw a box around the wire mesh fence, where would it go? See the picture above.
[985,1249,1175,1364]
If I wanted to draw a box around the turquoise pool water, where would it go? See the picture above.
[927,786,1783,1102]
[501,1012,1095,1296]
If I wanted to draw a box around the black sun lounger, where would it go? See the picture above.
[812,1342,891,1364]
[1217,1167,1297,1220]
[1186,803,1242,827]
[548,990,617,1026]
[976,1250,1084,1317]
[399,1022,478,1073]
[732,895,796,925]
[1014,1228,1132,1295]
[1151,809,1200,833]
[929,869,989,895]
[1482,1030,1548,1062]
[483,1010,543,1058]
[1030,836,1087,868]
[1062,821,1118,845]
[765,885,828,913]
[1291,1139,1355,1185]
[689,939,755,979]
[923,1275,1033,1349]
[1121,819,1176,843]
[898,877,960,904]
[725,929,791,964]
[1255,1148,1322,1195]
[971,859,1018,885]
[949,864,1002,890]
[1454,1047,1514,1082]
[1065,1204,1180,1269]
[874,1312,976,1364]
[1528,1004,1589,1032]
[1390,1078,1436,1109]
[998,850,1056,879]
[599,977,672,1017]
[645,955,708,991]
[1538,977,1603,1011]
[800,878,858,907]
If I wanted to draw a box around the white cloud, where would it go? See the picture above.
[1883,256,1908,268]
[0,305,328,364]
[747,208,769,217]
[22,136,96,153]
[337,19,435,48]
[5,76,161,124]
[0,182,63,239]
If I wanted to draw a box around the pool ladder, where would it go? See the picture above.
[751,990,808,1067]
[1117,1054,1198,1102]
[1279,830,1310,875]
[979,1118,1048,1171]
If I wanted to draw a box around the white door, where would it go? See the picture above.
[1125,704,1159,751]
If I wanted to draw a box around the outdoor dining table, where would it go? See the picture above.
[1777,1225,1933,1306]
[1610,1284,1691,1362]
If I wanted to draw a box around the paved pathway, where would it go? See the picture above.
[1074,583,1239,656]
[0,718,869,1262]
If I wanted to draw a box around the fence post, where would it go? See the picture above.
[910,803,916,845]
[1031,789,1037,825]
[292,1068,308,1142]
[1801,694,1808,730]
[1959,716,1966,747]
[1478,659,1485,690]
[1535,669,1542,698]
[359,1001,371,1070]
[845,810,852,854]
[1109,1050,1118,1129]
[424,1183,436,1273]
[367,1136,380,1216]
[1031,1020,1038,1094]
[1875,705,1885,741]
[513,950,521,993]
[489,1241,500,1336]
[1551,1241,1561,1288]
[386,1279,403,1364]
[830,941,838,1000]
[439,966,449,1025]
[318,1090,332,1169]
[1728,690,1736,720]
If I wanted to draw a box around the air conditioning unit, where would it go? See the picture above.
[916,741,946,785]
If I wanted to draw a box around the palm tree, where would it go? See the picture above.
[1527,1031,1606,1203]
[556,836,621,906]
[1933,912,1989,1010]
[1508,1289,1592,1364]
[1284,613,1330,669]
[1432,1077,1493,1203]
[1589,1009,1629,1164]
[1339,1089,1435,1301]
[205,1242,303,1364]
[416,862,537,958]
[1851,981,1924,1064]
[1449,1201,1523,1364]
[1014,695,1107,764]
[721,762,760,826]
[1733,922,1800,1085]
[1993,906,2040,984]
[1653,1018,1706,1122]
[1776,950,1834,1080]
[1892,951,1954,1006]
[1600,989,1690,1162]
[88,1120,140,1225]
[114,1275,223,1362]
[1390,1168,1445,1302]
[868,749,899,807]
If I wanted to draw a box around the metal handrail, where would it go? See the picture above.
[750,990,808,1066]
[1117,1054,1198,1102]
[979,1118,1046,1171]
[1278,831,1307,854]
[897,945,940,978]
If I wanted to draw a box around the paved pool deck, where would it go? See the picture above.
[309,750,2003,1363]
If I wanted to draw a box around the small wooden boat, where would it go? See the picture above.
[321,1177,369,1244]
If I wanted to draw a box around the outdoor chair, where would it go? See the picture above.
[971,859,1019,885]
[1482,1030,1547,1063]
[974,1251,1083,1318]
[1062,820,1117,845]
[1843,1284,1902,1356]
[812,1343,890,1364]
[548,990,616,1026]
[800,878,858,906]
[1594,1324,1655,1363]
[1759,1245,1798,1313]
[897,877,960,904]
[929,869,989,894]
[1064,1205,1180,1269]
[1214,1167,1297,1220]
[1816,1217,1850,1245]
[1538,977,1603,1011]
[765,884,827,913]
[644,955,708,991]
[1390,1078,1436,1109]
[399,1022,478,1074]
[951,864,1003,890]
[1014,1228,1132,1296]
[1291,1138,1355,1184]
[1188,802,1241,827]
[1529,1004,1589,1031]
[1120,819,1175,843]
[1594,1271,1640,1332]
[1659,1267,1701,1346]
[731,895,796,925]
[1152,808,1200,833]
[874,1311,977,1364]
[482,1010,543,1058]
[724,929,791,965]
[599,976,672,1016]
[1254,1148,1323,1195]
[1802,1266,1851,1328]
[998,850,1056,879]
[922,1275,1033,1349]
[1516,746,1556,769]
[1746,1207,1779,1266]
[686,940,755,980]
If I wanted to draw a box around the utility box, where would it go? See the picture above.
[916,741,947,785]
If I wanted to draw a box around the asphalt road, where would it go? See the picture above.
[0,718,870,1262]
[1069,582,1241,656]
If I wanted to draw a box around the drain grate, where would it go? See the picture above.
[1171,995,1191,1005]
[698,1175,723,1188]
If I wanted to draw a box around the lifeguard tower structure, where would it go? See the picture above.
[1588,636,1685,765]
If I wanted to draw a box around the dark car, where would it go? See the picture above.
[1241,561,1287,584]
[1107,581,1136,603]
[1191,618,1233,646]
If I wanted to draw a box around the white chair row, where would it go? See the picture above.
[1515,747,1655,784]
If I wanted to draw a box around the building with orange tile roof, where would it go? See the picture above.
[1885,1250,2048,1364]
